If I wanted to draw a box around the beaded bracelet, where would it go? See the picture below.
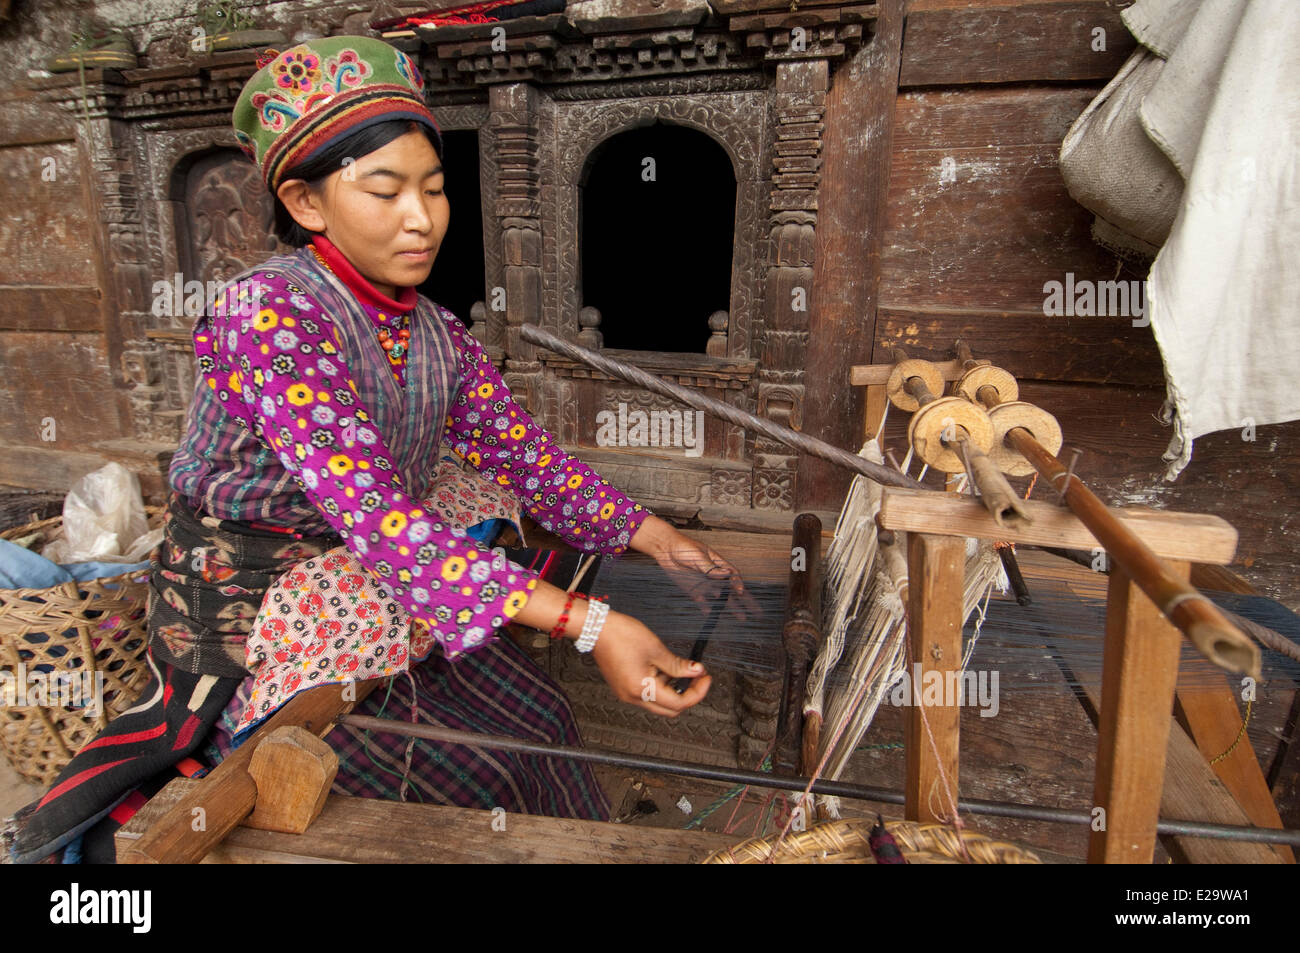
[549,592,576,640]
[549,591,589,640]
[575,598,609,654]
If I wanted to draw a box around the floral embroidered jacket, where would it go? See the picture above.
[168,234,649,658]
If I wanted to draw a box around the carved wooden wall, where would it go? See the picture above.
[13,1,1296,613]
[17,5,881,518]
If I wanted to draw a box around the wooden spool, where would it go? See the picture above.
[987,401,1063,476]
[886,359,945,412]
[956,364,1018,405]
[907,395,994,472]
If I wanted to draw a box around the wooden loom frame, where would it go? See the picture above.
[111,354,1293,864]
[113,485,1292,864]
[854,355,1290,863]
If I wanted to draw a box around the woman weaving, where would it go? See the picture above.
[7,35,741,864]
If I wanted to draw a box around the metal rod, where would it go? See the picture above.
[337,714,1300,846]
[519,324,924,491]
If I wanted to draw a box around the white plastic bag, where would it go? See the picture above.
[40,463,161,564]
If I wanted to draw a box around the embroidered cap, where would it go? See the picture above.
[233,35,444,192]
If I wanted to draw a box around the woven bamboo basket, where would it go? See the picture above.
[704,816,1043,864]
[0,506,163,787]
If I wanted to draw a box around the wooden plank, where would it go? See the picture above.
[903,533,965,823]
[869,378,1300,612]
[1174,685,1294,863]
[0,333,122,448]
[851,357,964,387]
[879,487,1239,565]
[891,84,1108,154]
[901,2,1136,87]
[0,287,104,333]
[1154,716,1282,863]
[1089,562,1185,863]
[0,142,95,287]
[881,139,1125,312]
[882,87,1123,314]
[874,307,1164,387]
[119,777,742,864]
[797,0,907,511]
[0,95,76,147]
[864,383,888,443]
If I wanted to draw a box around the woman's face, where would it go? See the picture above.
[278,128,449,299]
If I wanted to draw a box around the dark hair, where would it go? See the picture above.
[271,119,445,248]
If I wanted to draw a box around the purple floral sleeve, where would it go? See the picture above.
[198,275,538,658]
[440,315,651,554]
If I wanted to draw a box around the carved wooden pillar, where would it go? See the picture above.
[490,82,545,416]
[50,77,147,442]
[754,58,828,511]
[798,0,907,509]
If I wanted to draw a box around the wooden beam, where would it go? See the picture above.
[903,532,964,824]
[797,0,908,510]
[779,513,823,775]
[1174,684,1294,863]
[1183,563,1295,860]
[851,357,964,387]
[873,308,1165,388]
[1081,660,1283,864]
[901,1,1136,87]
[879,487,1239,565]
[118,777,743,864]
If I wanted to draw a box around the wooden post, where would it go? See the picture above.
[864,383,887,446]
[797,0,909,510]
[903,533,965,823]
[778,513,822,776]
[1088,562,1187,863]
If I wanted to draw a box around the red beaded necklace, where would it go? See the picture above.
[377,322,412,362]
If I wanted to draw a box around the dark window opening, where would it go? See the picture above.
[422,129,485,328]
[580,123,735,354]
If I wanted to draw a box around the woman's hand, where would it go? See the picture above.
[629,514,753,616]
[512,577,711,715]
[589,610,712,717]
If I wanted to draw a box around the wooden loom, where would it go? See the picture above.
[114,331,1297,864]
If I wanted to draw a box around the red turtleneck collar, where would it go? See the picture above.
[309,234,418,314]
